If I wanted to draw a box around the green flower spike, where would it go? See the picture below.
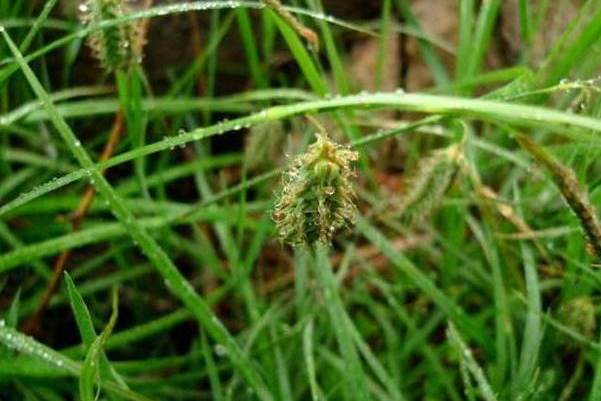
[273,133,359,247]
[79,0,145,72]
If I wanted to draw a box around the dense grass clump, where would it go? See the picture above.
[2,1,601,401]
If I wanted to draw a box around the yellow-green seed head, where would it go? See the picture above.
[399,143,463,224]
[559,296,596,340]
[273,134,358,247]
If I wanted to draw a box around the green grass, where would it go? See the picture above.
[1,1,601,400]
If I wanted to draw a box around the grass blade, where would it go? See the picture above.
[313,244,370,401]
[1,27,273,401]
[447,322,498,401]
[79,287,119,401]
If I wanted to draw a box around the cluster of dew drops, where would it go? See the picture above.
[0,319,65,368]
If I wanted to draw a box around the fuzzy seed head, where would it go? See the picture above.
[559,296,596,341]
[273,134,358,247]
[399,144,463,224]
[79,0,145,72]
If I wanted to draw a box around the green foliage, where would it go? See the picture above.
[2,1,601,400]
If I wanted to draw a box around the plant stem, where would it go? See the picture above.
[312,243,370,401]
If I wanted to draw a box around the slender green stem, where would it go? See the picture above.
[312,243,370,401]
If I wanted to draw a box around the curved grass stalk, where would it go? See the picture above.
[2,91,601,219]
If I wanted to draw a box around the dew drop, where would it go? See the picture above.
[214,344,228,357]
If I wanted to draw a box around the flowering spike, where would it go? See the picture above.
[79,0,145,72]
[273,133,358,247]
[399,143,463,224]
[559,296,596,341]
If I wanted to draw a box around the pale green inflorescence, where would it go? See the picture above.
[273,133,358,247]
[399,143,463,224]
[559,296,596,340]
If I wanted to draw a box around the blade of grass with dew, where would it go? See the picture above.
[5,90,601,221]
[1,27,274,401]
[0,325,155,401]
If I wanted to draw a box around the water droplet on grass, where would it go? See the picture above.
[214,344,227,357]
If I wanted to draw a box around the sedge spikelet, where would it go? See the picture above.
[398,144,463,224]
[79,0,145,72]
[558,296,596,341]
[273,134,358,247]
[516,134,601,260]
